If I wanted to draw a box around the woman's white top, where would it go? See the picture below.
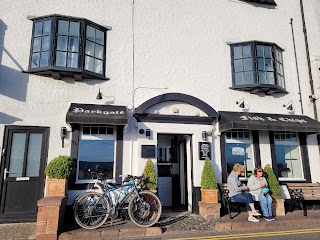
[247,175,268,201]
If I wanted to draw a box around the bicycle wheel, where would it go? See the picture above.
[128,190,162,227]
[74,192,109,229]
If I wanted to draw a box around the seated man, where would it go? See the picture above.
[227,163,261,222]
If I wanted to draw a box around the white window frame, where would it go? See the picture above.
[76,125,117,184]
[274,133,305,181]
[225,130,255,181]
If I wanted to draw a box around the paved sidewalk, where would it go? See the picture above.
[59,209,320,240]
[0,222,36,240]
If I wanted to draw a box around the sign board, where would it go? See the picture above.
[199,142,211,160]
[141,145,156,158]
[232,147,245,156]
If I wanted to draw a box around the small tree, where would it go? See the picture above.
[264,164,281,199]
[201,158,217,189]
[45,155,75,179]
[142,159,157,190]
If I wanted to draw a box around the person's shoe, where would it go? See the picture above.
[248,217,260,222]
[265,216,276,221]
[251,210,261,216]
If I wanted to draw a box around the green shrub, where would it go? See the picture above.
[201,158,217,189]
[142,159,157,190]
[264,164,281,199]
[45,155,75,179]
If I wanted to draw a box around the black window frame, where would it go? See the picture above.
[230,41,287,95]
[26,14,110,80]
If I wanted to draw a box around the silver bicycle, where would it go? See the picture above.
[73,174,162,229]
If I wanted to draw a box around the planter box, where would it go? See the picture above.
[201,189,218,203]
[272,198,286,216]
[45,178,67,197]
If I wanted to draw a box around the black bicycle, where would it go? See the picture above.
[73,174,162,229]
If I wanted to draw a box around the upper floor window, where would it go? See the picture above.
[230,41,286,94]
[27,15,110,80]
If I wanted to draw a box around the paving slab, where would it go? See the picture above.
[0,222,36,240]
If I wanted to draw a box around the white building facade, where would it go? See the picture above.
[1,0,320,222]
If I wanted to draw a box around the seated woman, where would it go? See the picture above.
[247,167,275,221]
[227,163,261,222]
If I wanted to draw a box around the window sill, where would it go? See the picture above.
[230,84,288,95]
[23,69,109,81]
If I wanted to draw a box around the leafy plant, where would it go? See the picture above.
[201,158,217,189]
[142,159,157,190]
[264,164,281,199]
[45,155,75,179]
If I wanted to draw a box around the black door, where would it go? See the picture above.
[0,126,49,222]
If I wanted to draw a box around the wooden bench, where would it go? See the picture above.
[286,183,320,216]
[218,183,260,219]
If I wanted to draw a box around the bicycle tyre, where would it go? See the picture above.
[128,190,162,227]
[74,192,110,229]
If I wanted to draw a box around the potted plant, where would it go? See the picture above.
[141,159,157,193]
[200,158,218,203]
[264,164,285,216]
[44,155,75,197]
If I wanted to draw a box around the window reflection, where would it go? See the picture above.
[78,140,115,180]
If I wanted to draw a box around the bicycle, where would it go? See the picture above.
[73,174,162,229]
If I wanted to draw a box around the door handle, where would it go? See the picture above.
[3,168,10,180]
[170,167,174,176]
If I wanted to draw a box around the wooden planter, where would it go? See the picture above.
[201,189,218,203]
[272,198,286,216]
[45,178,67,197]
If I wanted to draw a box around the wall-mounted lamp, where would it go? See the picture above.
[96,88,103,100]
[236,98,245,109]
[283,100,294,112]
[309,94,319,102]
[202,131,208,140]
[60,127,67,148]
[146,129,151,138]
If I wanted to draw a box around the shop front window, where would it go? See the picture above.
[77,125,115,182]
[225,130,254,178]
[274,132,303,179]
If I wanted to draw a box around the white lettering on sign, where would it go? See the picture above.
[232,147,245,156]
[200,143,210,157]
[16,177,30,181]
[239,115,308,124]
[72,107,125,115]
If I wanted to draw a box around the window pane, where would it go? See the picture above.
[33,37,41,52]
[244,71,253,84]
[225,142,254,178]
[26,134,43,177]
[85,56,94,71]
[95,59,103,74]
[99,126,106,134]
[242,45,251,58]
[107,127,113,135]
[91,126,98,134]
[96,29,104,45]
[234,59,243,72]
[266,72,275,84]
[41,36,50,51]
[243,58,252,71]
[40,51,49,67]
[258,58,265,71]
[95,44,103,59]
[43,20,51,35]
[55,51,67,67]
[258,71,266,84]
[58,20,69,35]
[86,25,95,42]
[257,45,264,57]
[9,133,26,177]
[69,21,80,37]
[275,144,302,178]
[34,21,43,37]
[235,72,244,85]
[67,52,78,68]
[57,36,68,51]
[31,53,40,68]
[265,58,273,71]
[264,46,272,58]
[233,46,242,59]
[85,41,94,56]
[68,37,79,52]
[83,126,90,134]
[78,140,115,180]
